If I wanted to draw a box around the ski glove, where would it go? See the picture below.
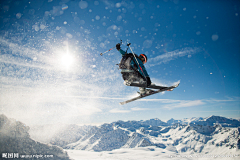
[146,77,151,86]
[116,43,121,51]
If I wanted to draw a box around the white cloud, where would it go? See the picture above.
[109,108,131,113]
[204,98,239,103]
[138,97,239,111]
[131,107,149,111]
[148,47,201,66]
[163,100,205,110]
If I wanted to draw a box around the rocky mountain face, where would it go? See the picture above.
[0,114,70,160]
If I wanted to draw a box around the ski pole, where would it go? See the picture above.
[100,46,115,56]
[129,44,148,83]
[100,40,122,56]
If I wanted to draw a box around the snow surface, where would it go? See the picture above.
[66,147,240,160]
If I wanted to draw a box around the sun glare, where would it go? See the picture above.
[61,54,74,69]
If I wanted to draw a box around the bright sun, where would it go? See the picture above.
[61,54,74,69]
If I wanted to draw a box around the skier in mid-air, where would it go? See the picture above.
[116,43,151,95]
[100,41,179,105]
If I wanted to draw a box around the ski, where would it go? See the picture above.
[119,83,179,105]
[124,81,169,90]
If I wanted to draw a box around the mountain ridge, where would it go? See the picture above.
[62,115,240,153]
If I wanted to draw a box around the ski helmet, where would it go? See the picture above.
[139,54,147,64]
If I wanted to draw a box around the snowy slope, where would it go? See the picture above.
[0,114,70,160]
[66,116,240,155]
[67,145,240,160]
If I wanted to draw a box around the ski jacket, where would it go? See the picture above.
[118,49,149,78]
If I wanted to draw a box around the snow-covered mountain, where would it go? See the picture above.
[193,115,240,127]
[65,116,240,154]
[23,115,240,157]
[167,117,205,126]
[167,115,240,127]
[0,114,70,160]
[30,124,92,148]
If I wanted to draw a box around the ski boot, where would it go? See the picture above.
[138,87,153,96]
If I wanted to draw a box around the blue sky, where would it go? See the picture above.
[0,0,239,125]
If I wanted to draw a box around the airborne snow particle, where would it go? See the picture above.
[141,27,146,31]
[40,24,46,30]
[16,13,22,19]
[112,25,117,30]
[173,0,179,4]
[79,1,88,9]
[116,3,121,8]
[95,15,100,20]
[91,65,96,68]
[29,9,35,15]
[183,8,186,11]
[66,33,73,38]
[33,25,39,31]
[3,5,9,12]
[211,34,219,41]
[62,4,68,10]
[74,17,80,23]
[63,21,67,24]
[80,20,85,25]
[94,1,99,5]
[143,40,152,48]
[100,43,105,48]
[33,57,37,61]
[117,15,122,21]
[139,3,144,9]
[44,11,50,17]
[196,31,201,35]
